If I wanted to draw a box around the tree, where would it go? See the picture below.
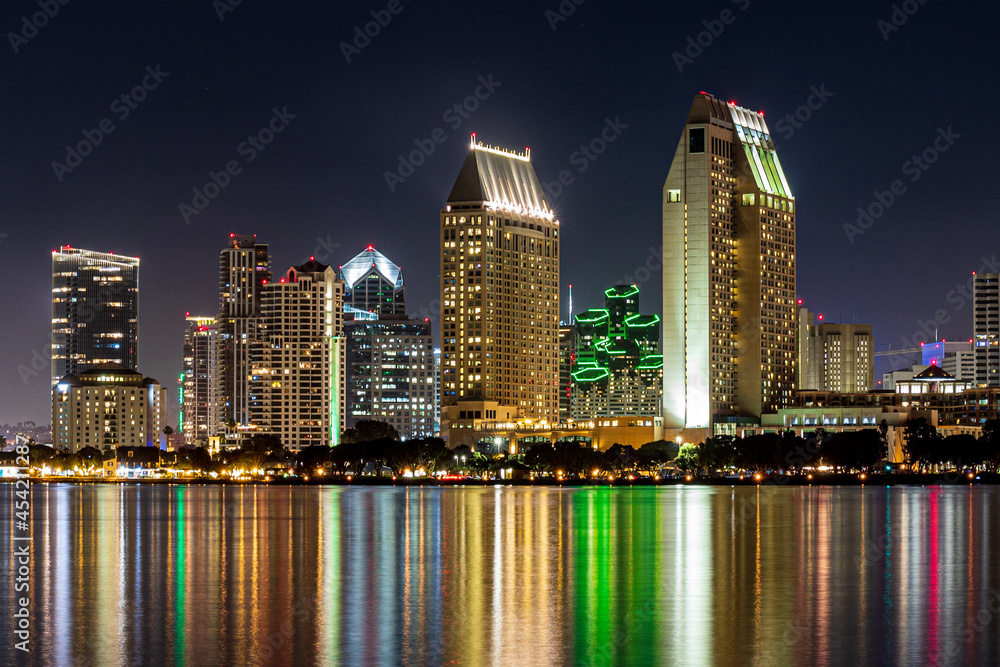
[175,446,211,471]
[72,446,103,473]
[675,443,700,472]
[878,419,890,461]
[77,446,103,465]
[820,430,882,471]
[940,434,980,468]
[29,445,59,465]
[637,440,678,470]
[903,418,940,470]
[342,420,399,444]
[981,419,1000,472]
[602,444,638,474]
[414,438,449,473]
[468,451,493,475]
[448,445,473,472]
[296,445,332,474]
[163,425,174,436]
[739,434,781,472]
[522,442,600,476]
[701,436,738,473]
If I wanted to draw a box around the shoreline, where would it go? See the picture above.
[6,472,996,487]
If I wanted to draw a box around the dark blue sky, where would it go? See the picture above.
[1,0,997,425]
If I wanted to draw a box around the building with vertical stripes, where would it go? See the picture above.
[663,93,797,433]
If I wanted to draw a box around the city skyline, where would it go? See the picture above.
[2,1,997,426]
[7,4,1000,665]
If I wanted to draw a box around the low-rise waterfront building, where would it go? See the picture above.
[51,363,167,453]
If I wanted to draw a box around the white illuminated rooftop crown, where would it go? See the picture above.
[447,135,554,220]
[340,246,403,290]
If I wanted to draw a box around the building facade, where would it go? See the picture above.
[974,273,999,386]
[663,92,796,432]
[799,309,873,392]
[180,315,219,444]
[442,398,665,453]
[217,234,271,430]
[344,316,436,440]
[51,246,140,387]
[250,260,344,450]
[340,245,406,317]
[571,285,663,420]
[441,138,561,424]
[52,364,166,453]
[922,340,975,381]
[559,322,577,424]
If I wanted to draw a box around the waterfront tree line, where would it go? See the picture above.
[12,418,1000,480]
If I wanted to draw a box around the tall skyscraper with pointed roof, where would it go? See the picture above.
[663,93,797,432]
[339,245,406,317]
[440,137,560,424]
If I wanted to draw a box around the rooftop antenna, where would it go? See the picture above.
[568,285,573,324]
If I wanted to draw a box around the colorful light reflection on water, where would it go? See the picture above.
[4,484,1000,665]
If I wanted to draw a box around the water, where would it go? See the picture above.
[3,483,1000,666]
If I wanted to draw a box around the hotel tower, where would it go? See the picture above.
[663,93,797,432]
[440,137,560,423]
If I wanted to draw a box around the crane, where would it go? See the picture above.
[873,346,922,357]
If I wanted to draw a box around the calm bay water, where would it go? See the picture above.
[3,483,1000,666]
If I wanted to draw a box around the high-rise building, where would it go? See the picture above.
[250,260,344,450]
[571,285,663,420]
[217,234,270,431]
[559,322,577,424]
[922,340,976,381]
[51,246,140,387]
[433,347,441,436]
[180,315,219,444]
[798,309,873,392]
[441,137,561,423]
[52,363,166,453]
[344,316,436,440]
[663,92,797,432]
[340,245,406,317]
[974,273,1000,386]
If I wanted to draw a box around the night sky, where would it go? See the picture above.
[2,0,997,426]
